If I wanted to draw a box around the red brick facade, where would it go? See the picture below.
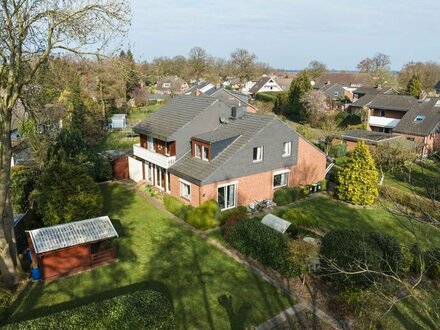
[169,137,326,207]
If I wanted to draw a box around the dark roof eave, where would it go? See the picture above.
[168,167,202,186]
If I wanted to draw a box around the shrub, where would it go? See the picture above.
[320,230,402,287]
[288,239,319,277]
[329,143,347,158]
[185,200,219,230]
[319,179,328,191]
[10,166,38,214]
[218,206,248,224]
[282,208,319,229]
[163,195,193,219]
[227,219,295,276]
[273,187,301,206]
[425,248,440,281]
[298,185,310,199]
[399,244,414,273]
[255,92,277,103]
[4,289,175,329]
[93,157,113,182]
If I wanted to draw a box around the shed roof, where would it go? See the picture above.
[341,130,402,143]
[27,216,118,254]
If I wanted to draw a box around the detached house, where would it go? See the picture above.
[130,96,326,209]
[248,76,283,97]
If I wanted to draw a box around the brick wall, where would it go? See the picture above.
[290,137,326,186]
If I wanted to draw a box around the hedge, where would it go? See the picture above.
[185,200,219,230]
[227,219,296,276]
[4,289,175,329]
[255,92,278,103]
[163,195,193,219]
[272,185,315,206]
[282,208,319,229]
[218,206,248,224]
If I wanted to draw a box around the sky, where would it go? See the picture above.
[127,0,440,71]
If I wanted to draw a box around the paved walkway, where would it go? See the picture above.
[130,183,342,330]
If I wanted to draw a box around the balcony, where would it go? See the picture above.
[369,116,400,128]
[133,144,176,169]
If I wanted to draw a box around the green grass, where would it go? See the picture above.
[291,195,440,249]
[8,184,293,329]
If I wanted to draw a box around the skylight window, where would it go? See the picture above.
[414,115,425,122]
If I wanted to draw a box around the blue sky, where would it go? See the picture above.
[128,0,440,70]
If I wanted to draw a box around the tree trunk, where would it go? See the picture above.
[0,114,18,287]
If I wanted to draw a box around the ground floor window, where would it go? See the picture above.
[180,180,191,200]
[273,171,288,189]
[155,166,165,189]
[217,183,236,210]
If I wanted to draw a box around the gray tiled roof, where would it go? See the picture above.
[193,128,242,144]
[394,98,440,136]
[249,76,272,94]
[353,86,396,95]
[350,94,376,108]
[351,94,417,111]
[133,95,218,140]
[169,113,276,185]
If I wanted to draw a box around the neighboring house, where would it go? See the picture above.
[110,114,127,129]
[274,76,294,91]
[241,80,257,94]
[131,95,326,209]
[183,81,216,96]
[352,86,399,102]
[313,72,370,93]
[156,76,189,95]
[248,76,283,96]
[350,94,418,133]
[393,98,440,156]
[317,83,354,110]
[335,130,407,152]
[11,141,32,167]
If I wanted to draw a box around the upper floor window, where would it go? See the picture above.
[202,146,209,161]
[380,110,386,117]
[282,142,292,157]
[195,144,201,158]
[253,146,263,162]
[147,136,154,151]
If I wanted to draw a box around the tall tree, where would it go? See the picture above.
[300,90,329,127]
[336,141,379,205]
[230,49,257,83]
[357,53,392,86]
[307,60,327,80]
[287,71,312,119]
[406,74,424,97]
[398,61,440,92]
[188,47,209,81]
[0,0,129,286]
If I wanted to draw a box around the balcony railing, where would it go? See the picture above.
[133,144,176,169]
[369,116,400,128]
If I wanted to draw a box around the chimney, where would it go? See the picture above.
[419,90,427,101]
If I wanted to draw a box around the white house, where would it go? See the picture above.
[248,76,283,96]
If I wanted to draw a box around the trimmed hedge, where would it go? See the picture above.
[163,195,193,219]
[227,219,296,276]
[273,185,314,206]
[4,289,175,329]
[320,230,404,287]
[255,92,278,103]
[218,206,248,224]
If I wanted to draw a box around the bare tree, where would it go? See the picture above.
[307,60,327,80]
[188,47,210,81]
[357,53,392,86]
[230,48,257,83]
[0,0,130,286]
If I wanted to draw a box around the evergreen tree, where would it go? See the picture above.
[336,141,379,205]
[287,71,312,119]
[406,74,423,97]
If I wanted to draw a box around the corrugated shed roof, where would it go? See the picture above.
[133,95,218,140]
[28,216,118,254]
[169,113,275,185]
[394,98,440,136]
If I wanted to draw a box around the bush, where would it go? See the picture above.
[222,214,247,239]
[93,157,113,182]
[10,166,38,214]
[4,289,175,329]
[320,230,402,287]
[218,206,248,224]
[288,239,319,277]
[319,179,328,191]
[399,244,414,273]
[425,248,440,281]
[273,187,301,206]
[163,195,193,219]
[185,200,219,230]
[282,208,319,229]
[255,92,278,103]
[227,219,296,276]
[329,143,347,158]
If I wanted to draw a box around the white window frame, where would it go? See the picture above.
[202,146,209,161]
[253,146,263,163]
[272,169,290,189]
[147,136,154,151]
[282,141,292,157]
[195,144,201,158]
[179,179,191,201]
[217,181,238,211]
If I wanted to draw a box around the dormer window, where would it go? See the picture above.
[253,146,263,162]
[202,146,209,161]
[414,115,425,122]
[195,144,202,158]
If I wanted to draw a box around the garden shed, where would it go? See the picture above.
[110,114,127,129]
[27,216,118,281]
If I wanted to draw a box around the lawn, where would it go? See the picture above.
[8,184,294,329]
[290,194,440,249]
